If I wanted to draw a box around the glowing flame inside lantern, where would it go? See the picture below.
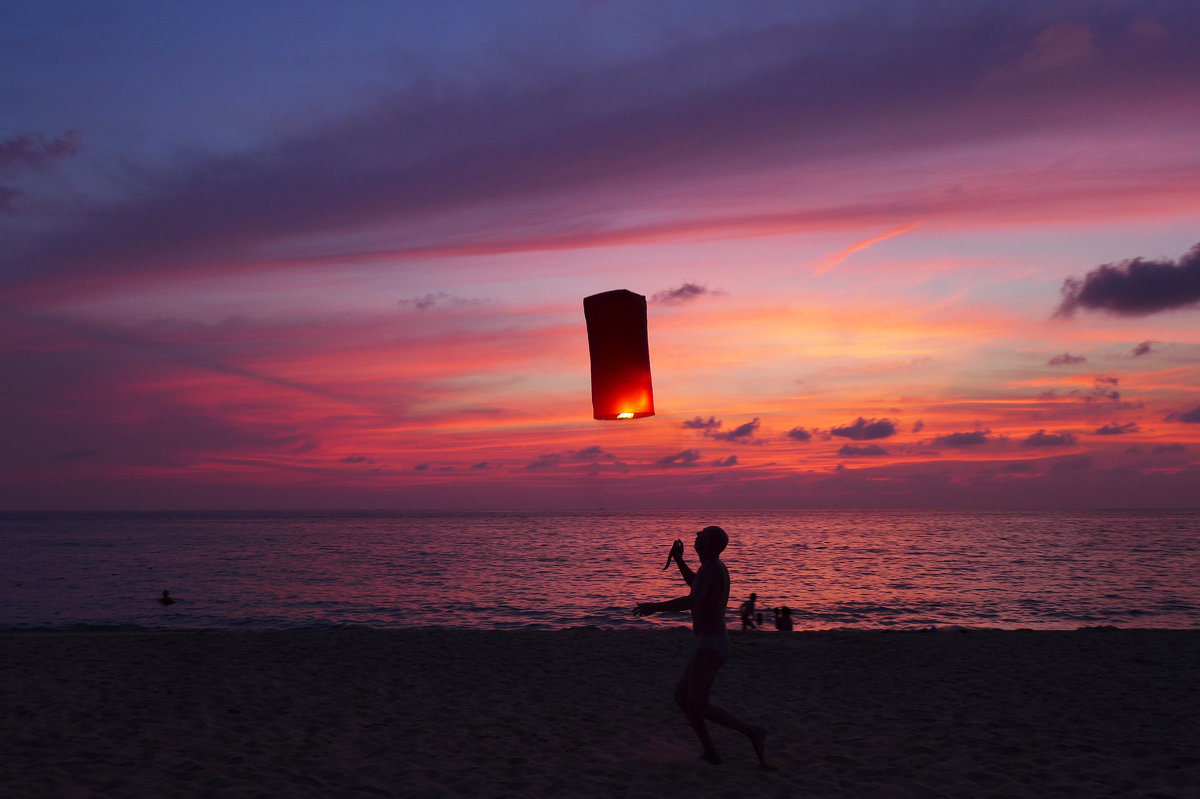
[617,412,635,419]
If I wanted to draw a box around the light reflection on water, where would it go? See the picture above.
[2,509,1198,631]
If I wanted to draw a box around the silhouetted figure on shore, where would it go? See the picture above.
[635,526,773,768]
[774,606,793,632]
[158,590,175,606]
[739,592,758,631]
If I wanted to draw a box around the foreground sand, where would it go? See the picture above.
[2,628,1198,798]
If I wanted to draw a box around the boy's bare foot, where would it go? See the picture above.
[748,726,777,769]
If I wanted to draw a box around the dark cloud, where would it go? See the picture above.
[1094,422,1138,435]
[1022,429,1077,447]
[5,307,375,412]
[682,416,721,432]
[471,461,490,469]
[0,131,82,170]
[1051,454,1093,472]
[1047,352,1086,366]
[1,131,82,216]
[658,449,702,467]
[995,460,1036,474]
[523,446,612,470]
[1153,443,1187,454]
[831,417,896,441]
[28,404,319,470]
[1171,406,1200,423]
[414,462,430,470]
[1067,375,1125,405]
[340,455,370,463]
[568,445,610,461]
[0,186,20,213]
[1131,341,1156,358]
[651,283,711,306]
[398,292,482,311]
[934,430,991,447]
[712,455,738,467]
[712,417,760,442]
[11,6,1200,292]
[786,426,812,442]
[524,453,563,470]
[838,444,888,457]
[404,292,447,311]
[911,420,925,433]
[54,447,101,461]
[1055,242,1200,317]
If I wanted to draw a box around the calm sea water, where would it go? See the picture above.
[2,510,1198,631]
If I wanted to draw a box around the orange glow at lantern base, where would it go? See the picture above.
[593,389,653,420]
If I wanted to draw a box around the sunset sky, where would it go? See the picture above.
[3,1,1199,510]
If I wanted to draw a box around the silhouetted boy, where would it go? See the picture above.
[635,526,773,767]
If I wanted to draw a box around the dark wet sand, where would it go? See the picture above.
[2,628,1198,798]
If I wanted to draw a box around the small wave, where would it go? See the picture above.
[0,622,156,633]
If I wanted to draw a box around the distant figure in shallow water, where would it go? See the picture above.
[739,592,758,631]
[158,590,175,606]
[774,606,793,632]
[634,526,774,768]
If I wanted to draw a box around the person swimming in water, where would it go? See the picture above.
[158,590,175,606]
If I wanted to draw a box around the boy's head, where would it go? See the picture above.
[694,525,728,557]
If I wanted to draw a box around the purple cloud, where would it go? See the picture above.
[838,444,888,457]
[787,426,812,442]
[1171,406,1200,423]
[9,6,1200,293]
[0,131,83,216]
[523,446,612,470]
[658,449,702,467]
[53,447,101,461]
[568,446,612,461]
[1022,430,1077,447]
[524,453,563,470]
[0,186,21,212]
[832,417,896,441]
[651,283,711,306]
[0,131,82,170]
[934,430,991,447]
[1051,454,1093,472]
[712,417,760,442]
[1055,242,1200,317]
[712,455,738,467]
[1094,422,1138,435]
[1047,352,1086,366]
[682,416,721,432]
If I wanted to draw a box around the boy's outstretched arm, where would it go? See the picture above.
[634,595,693,616]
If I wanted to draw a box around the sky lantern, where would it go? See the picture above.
[584,289,654,420]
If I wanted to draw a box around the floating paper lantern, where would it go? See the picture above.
[583,289,654,420]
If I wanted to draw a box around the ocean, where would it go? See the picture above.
[2,510,1198,631]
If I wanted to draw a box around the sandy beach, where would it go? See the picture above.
[2,628,1198,798]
